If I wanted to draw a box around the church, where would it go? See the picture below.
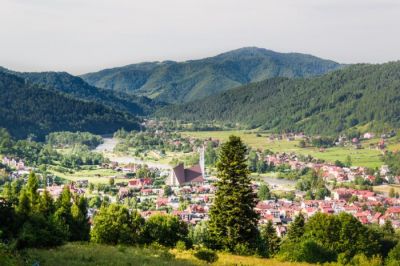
[166,147,206,186]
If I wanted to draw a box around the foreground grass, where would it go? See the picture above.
[2,243,312,266]
[181,131,392,168]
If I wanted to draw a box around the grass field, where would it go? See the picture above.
[2,243,312,266]
[181,131,394,168]
[49,168,127,185]
[373,184,400,195]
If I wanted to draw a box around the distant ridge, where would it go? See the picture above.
[158,61,400,135]
[0,71,140,139]
[81,47,342,103]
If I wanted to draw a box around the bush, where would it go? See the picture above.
[175,240,187,251]
[194,248,218,264]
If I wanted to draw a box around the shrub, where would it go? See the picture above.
[194,248,218,264]
[175,240,187,251]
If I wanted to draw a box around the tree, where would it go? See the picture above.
[286,213,305,242]
[208,136,259,251]
[70,196,90,241]
[109,177,115,186]
[143,214,188,247]
[258,184,271,201]
[189,220,210,246]
[389,187,396,198]
[91,204,144,244]
[260,221,280,257]
[163,185,173,197]
[345,155,352,167]
[386,242,400,266]
[26,172,39,209]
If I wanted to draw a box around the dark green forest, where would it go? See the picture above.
[2,69,162,116]
[158,62,400,135]
[81,47,341,103]
[0,71,140,140]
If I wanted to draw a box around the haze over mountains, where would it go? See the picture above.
[81,47,342,103]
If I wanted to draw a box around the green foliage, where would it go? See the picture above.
[143,214,188,247]
[260,221,280,257]
[193,248,219,264]
[208,136,259,251]
[47,131,103,149]
[386,242,400,266]
[279,239,336,263]
[0,71,139,140]
[91,204,145,245]
[285,213,305,242]
[15,70,160,116]
[0,172,91,249]
[189,221,211,246]
[383,151,400,176]
[82,47,340,103]
[258,184,271,201]
[160,62,400,135]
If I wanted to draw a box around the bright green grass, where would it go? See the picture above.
[49,168,127,185]
[3,243,313,266]
[181,131,391,168]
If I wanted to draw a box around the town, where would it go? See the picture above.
[2,128,400,238]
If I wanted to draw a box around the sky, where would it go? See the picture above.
[1,0,400,75]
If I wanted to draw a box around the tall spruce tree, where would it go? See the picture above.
[260,220,280,257]
[208,135,259,251]
[286,213,305,242]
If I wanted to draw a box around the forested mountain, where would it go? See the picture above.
[158,62,400,135]
[0,71,140,139]
[81,47,342,103]
[1,69,162,116]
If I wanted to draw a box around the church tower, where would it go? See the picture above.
[199,145,205,178]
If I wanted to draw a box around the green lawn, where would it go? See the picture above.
[3,243,313,266]
[181,131,391,168]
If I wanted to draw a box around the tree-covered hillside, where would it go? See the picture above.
[81,47,341,103]
[2,69,162,116]
[158,62,400,135]
[0,71,140,140]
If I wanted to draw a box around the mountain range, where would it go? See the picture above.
[1,47,399,139]
[158,62,400,135]
[81,47,342,103]
[0,70,140,139]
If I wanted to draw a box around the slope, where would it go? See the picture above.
[81,47,342,103]
[157,62,400,135]
[0,71,140,140]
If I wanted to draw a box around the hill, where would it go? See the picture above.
[158,62,400,135]
[81,47,342,103]
[0,71,140,139]
[1,69,162,116]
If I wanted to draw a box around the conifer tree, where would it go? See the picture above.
[286,213,305,242]
[260,220,280,256]
[208,135,259,251]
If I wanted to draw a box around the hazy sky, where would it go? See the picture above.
[1,0,400,74]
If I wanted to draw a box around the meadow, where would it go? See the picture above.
[1,243,312,266]
[181,131,399,168]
